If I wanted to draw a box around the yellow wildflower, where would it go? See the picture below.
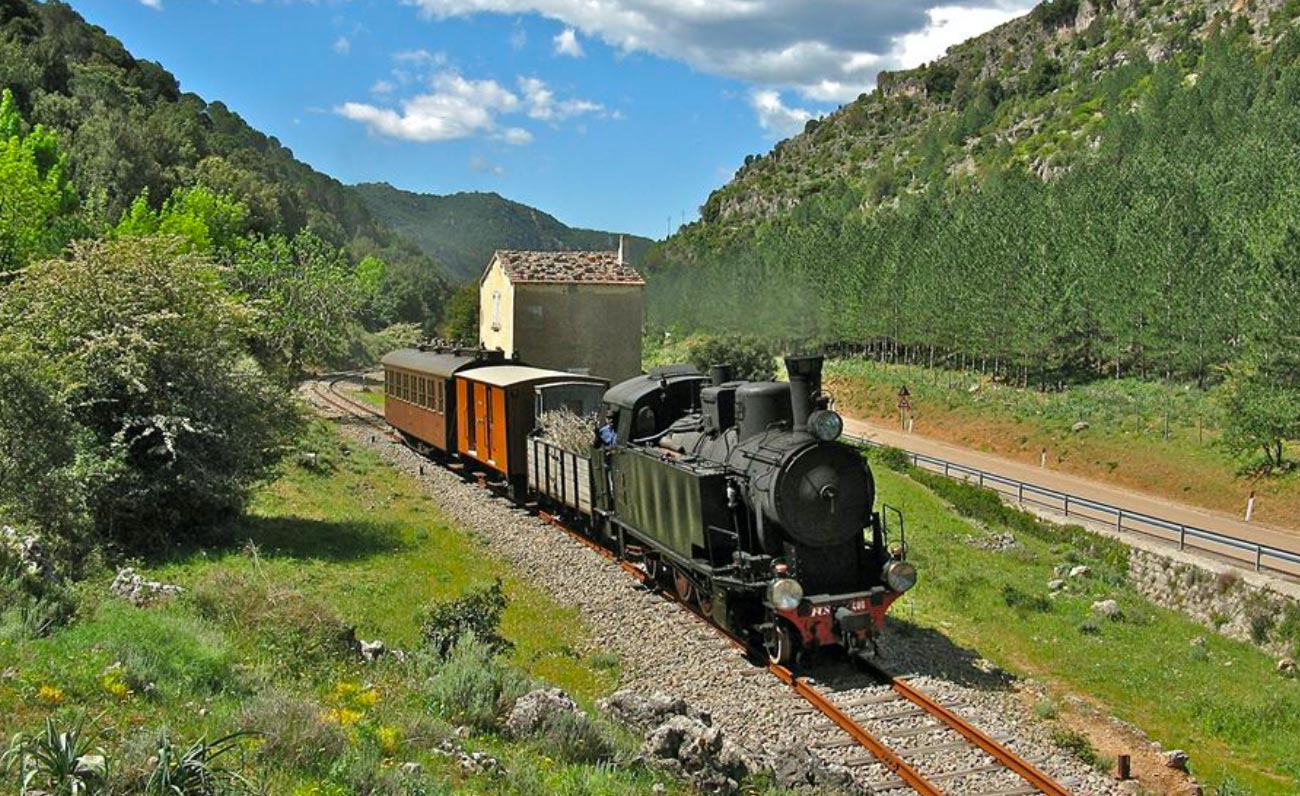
[37,685,65,705]
[326,707,363,727]
[355,688,380,708]
[377,726,402,757]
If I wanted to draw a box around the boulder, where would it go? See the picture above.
[506,687,582,738]
[1048,579,1066,591]
[601,690,691,729]
[359,639,386,663]
[1091,599,1122,619]
[643,714,747,795]
[110,568,184,606]
[1071,421,1091,433]
[1164,749,1190,771]
[770,744,864,794]
[1069,565,1092,579]
[1278,658,1297,676]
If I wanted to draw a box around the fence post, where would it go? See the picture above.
[1256,546,1263,572]
[1179,526,1186,550]
[978,472,984,488]
[944,462,949,477]
[1116,509,1123,532]
[1064,495,1070,517]
[1017,483,1024,503]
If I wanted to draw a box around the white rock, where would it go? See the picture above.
[1091,599,1122,619]
[1069,565,1092,579]
[1048,579,1066,591]
[1164,749,1189,770]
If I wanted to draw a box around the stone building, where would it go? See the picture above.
[479,247,645,383]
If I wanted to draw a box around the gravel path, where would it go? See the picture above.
[306,384,1123,796]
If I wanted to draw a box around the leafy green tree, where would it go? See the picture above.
[436,281,480,344]
[0,236,301,549]
[0,353,92,553]
[0,87,78,272]
[233,231,366,377]
[117,185,250,254]
[686,335,778,382]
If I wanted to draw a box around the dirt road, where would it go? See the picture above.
[845,416,1300,561]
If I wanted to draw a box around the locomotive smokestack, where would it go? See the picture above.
[710,364,733,386]
[785,354,824,433]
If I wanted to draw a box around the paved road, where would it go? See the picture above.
[845,416,1300,558]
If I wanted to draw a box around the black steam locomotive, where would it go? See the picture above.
[535,354,917,664]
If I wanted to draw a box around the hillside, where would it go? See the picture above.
[692,0,1289,233]
[0,0,448,322]
[654,0,1300,437]
[355,182,654,282]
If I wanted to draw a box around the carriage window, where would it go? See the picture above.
[403,374,411,402]
[436,380,444,413]
[420,378,429,408]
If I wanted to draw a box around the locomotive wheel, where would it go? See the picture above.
[697,589,714,619]
[644,556,659,580]
[673,569,694,603]
[766,622,796,667]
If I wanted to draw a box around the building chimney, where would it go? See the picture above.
[616,235,625,265]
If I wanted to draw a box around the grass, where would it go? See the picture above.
[0,420,708,796]
[871,450,1300,794]
[829,358,1300,529]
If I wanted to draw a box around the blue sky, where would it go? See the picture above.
[65,0,1033,239]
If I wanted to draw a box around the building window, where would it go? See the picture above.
[491,291,502,332]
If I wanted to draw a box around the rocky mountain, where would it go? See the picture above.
[687,0,1292,242]
[354,183,654,282]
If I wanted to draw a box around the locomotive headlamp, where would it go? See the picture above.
[767,578,804,611]
[808,410,844,442]
[883,560,918,593]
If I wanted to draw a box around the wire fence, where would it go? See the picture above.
[849,435,1300,579]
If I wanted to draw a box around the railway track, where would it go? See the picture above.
[308,374,1078,796]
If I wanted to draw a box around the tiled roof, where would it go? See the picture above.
[491,249,645,285]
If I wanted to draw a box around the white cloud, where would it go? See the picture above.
[497,127,534,145]
[401,0,1034,106]
[553,27,584,57]
[338,71,604,144]
[139,0,162,8]
[337,71,520,143]
[371,79,395,94]
[333,36,351,55]
[750,89,812,137]
[510,27,528,50]
[518,76,603,121]
[394,48,447,65]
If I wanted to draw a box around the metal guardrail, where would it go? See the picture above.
[848,434,1300,578]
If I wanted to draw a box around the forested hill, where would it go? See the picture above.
[653,0,1300,418]
[354,182,654,282]
[0,0,447,321]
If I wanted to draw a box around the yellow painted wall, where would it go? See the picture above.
[479,257,515,355]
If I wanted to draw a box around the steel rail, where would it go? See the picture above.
[308,378,1066,796]
[767,665,943,796]
[888,676,1071,796]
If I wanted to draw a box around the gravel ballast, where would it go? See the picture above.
[307,385,1122,795]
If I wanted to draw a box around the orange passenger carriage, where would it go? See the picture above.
[454,365,606,497]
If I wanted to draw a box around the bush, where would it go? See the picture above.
[0,550,76,640]
[419,580,511,659]
[0,237,303,551]
[1002,584,1053,614]
[424,634,529,733]
[534,710,616,765]
[188,567,356,672]
[237,691,348,773]
[685,335,778,382]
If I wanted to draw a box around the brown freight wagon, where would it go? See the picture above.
[455,365,606,495]
[380,347,503,453]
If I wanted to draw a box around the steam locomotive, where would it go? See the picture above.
[381,349,917,664]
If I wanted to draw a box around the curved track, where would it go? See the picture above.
[308,374,1076,796]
